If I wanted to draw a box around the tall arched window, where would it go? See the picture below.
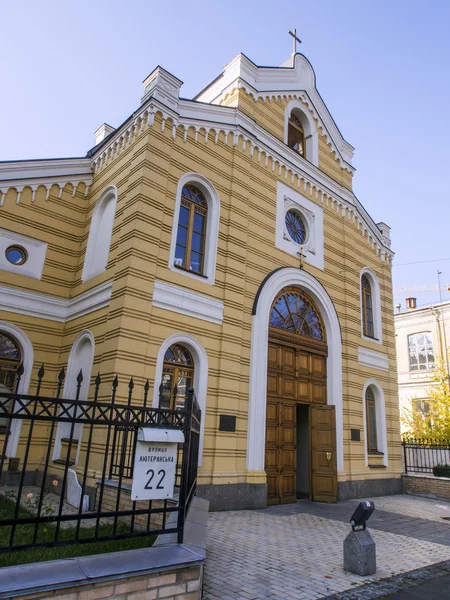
[287,113,305,157]
[174,185,208,275]
[365,386,378,452]
[159,344,194,410]
[361,275,374,338]
[82,186,117,282]
[0,333,21,429]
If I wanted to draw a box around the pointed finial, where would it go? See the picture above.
[58,367,65,382]
[38,364,45,379]
[95,373,101,386]
[112,375,119,389]
[17,362,24,377]
[77,369,83,384]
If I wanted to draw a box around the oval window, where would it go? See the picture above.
[5,245,27,266]
[285,210,307,245]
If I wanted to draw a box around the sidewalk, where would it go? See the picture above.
[204,494,450,600]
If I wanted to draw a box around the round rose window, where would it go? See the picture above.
[5,245,27,266]
[285,210,306,245]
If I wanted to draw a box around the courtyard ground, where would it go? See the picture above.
[203,494,450,600]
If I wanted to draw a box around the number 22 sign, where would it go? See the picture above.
[131,441,177,500]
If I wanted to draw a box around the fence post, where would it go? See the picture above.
[402,440,408,474]
[177,389,194,544]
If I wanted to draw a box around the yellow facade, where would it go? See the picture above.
[0,52,402,508]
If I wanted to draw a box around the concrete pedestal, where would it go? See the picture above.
[343,529,376,576]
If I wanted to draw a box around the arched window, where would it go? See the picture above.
[408,332,435,371]
[361,275,374,338]
[174,185,208,274]
[0,333,21,391]
[287,113,305,157]
[269,289,324,341]
[82,186,117,282]
[159,344,194,410]
[365,386,378,452]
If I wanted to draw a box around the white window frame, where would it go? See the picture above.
[408,331,435,372]
[284,99,319,167]
[82,185,118,282]
[168,173,220,286]
[360,267,382,344]
[362,379,388,467]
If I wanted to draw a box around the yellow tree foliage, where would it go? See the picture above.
[402,357,450,440]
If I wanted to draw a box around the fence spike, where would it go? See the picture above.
[58,367,65,382]
[128,377,134,391]
[95,373,101,387]
[77,369,84,384]
[16,362,24,377]
[144,379,150,393]
[38,364,45,379]
[112,375,119,389]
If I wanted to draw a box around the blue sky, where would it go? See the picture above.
[1,0,449,308]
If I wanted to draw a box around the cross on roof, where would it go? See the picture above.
[288,28,302,54]
[297,247,307,270]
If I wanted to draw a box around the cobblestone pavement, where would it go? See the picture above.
[204,495,450,600]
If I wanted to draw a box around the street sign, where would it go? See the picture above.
[131,429,184,501]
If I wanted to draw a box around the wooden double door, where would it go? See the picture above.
[265,335,337,505]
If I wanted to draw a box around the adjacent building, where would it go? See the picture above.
[0,48,402,510]
[395,297,450,430]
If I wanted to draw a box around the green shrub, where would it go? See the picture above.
[433,464,450,477]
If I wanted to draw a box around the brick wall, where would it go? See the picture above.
[402,473,450,501]
[17,565,202,600]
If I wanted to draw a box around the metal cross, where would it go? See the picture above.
[288,28,302,54]
[297,247,307,270]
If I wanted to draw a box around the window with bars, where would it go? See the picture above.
[361,275,375,338]
[287,113,305,157]
[408,332,435,371]
[174,185,207,275]
[159,344,194,411]
[365,386,378,452]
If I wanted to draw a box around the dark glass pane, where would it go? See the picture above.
[190,252,202,272]
[292,314,303,332]
[176,225,187,247]
[269,310,285,328]
[193,212,205,233]
[305,307,318,326]
[175,245,185,267]
[179,205,189,227]
[285,210,306,244]
[300,321,310,336]
[0,335,20,360]
[311,324,323,340]
[181,186,193,200]
[191,232,204,253]
[286,293,297,314]
[274,297,289,318]
[285,316,296,332]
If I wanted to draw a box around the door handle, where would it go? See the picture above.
[326,452,332,462]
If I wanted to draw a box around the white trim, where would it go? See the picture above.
[168,173,220,285]
[82,185,118,282]
[361,267,383,344]
[0,322,34,457]
[195,53,354,169]
[284,99,319,167]
[152,280,224,324]
[152,333,208,466]
[0,281,113,322]
[0,158,92,204]
[362,379,388,467]
[0,228,48,280]
[54,330,95,463]
[276,181,324,270]
[247,267,344,472]
[358,347,389,372]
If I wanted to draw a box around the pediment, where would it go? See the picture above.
[195,53,354,170]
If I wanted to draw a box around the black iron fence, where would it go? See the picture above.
[402,438,450,474]
[0,365,201,555]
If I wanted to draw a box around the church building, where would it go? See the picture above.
[0,44,402,509]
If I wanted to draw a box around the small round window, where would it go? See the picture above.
[285,210,307,245]
[5,245,27,266]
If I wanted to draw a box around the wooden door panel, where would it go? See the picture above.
[267,374,279,395]
[282,347,296,371]
[296,351,309,373]
[310,405,337,502]
[268,343,279,367]
[312,355,326,376]
[281,377,295,398]
[297,380,310,401]
[312,383,326,404]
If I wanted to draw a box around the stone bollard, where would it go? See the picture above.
[343,528,376,576]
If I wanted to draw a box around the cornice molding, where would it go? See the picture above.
[0,281,112,322]
[0,158,93,204]
[152,280,224,324]
[358,347,389,372]
[90,94,392,263]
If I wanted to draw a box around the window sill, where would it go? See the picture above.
[173,265,209,279]
[361,333,382,345]
[368,464,387,469]
[368,450,384,456]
